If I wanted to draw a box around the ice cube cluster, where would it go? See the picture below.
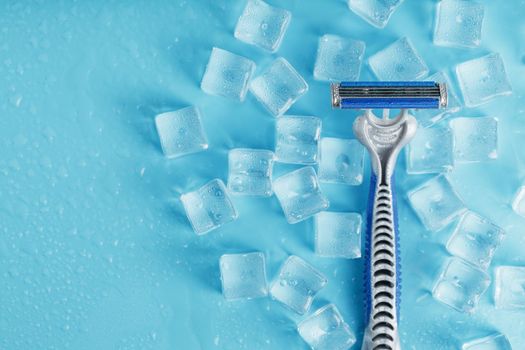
[148,0,518,346]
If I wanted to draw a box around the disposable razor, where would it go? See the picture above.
[331,81,447,350]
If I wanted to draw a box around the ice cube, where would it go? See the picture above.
[348,0,404,29]
[512,185,525,218]
[228,148,274,196]
[155,107,208,159]
[273,167,329,224]
[250,57,308,116]
[313,34,365,82]
[432,257,490,313]
[200,47,255,101]
[433,0,485,49]
[462,333,512,350]
[450,117,498,163]
[406,124,454,175]
[220,252,268,300]
[234,0,291,53]
[318,138,364,185]
[408,175,466,231]
[275,116,321,165]
[180,179,238,235]
[494,266,525,309]
[297,304,356,350]
[315,212,362,259]
[270,255,327,314]
[446,212,504,270]
[417,71,461,127]
[456,53,512,107]
[368,37,429,81]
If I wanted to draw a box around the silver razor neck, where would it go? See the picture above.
[353,110,417,184]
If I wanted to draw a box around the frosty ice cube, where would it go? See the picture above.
[298,304,356,350]
[417,71,461,127]
[348,0,404,29]
[270,255,327,314]
[406,124,454,174]
[318,138,364,185]
[275,116,321,165]
[433,0,485,49]
[408,175,466,231]
[494,266,525,309]
[446,212,504,270]
[368,37,428,81]
[450,117,498,163]
[180,179,238,235]
[315,212,362,259]
[200,47,255,101]
[432,257,490,313]
[462,333,512,350]
[155,107,208,159]
[220,252,268,300]
[250,57,308,116]
[512,185,525,218]
[234,0,291,53]
[314,34,365,82]
[273,167,329,224]
[456,53,512,107]
[228,148,274,196]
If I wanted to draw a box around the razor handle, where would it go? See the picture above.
[361,172,401,350]
[353,111,417,350]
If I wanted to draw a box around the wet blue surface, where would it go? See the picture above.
[1,0,525,349]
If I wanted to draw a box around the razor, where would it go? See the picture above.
[331,81,447,350]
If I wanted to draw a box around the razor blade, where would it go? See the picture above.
[331,81,448,110]
[332,81,448,350]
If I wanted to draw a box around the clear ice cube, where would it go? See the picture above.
[432,257,490,313]
[348,0,404,29]
[220,252,268,300]
[433,0,485,49]
[200,47,256,101]
[494,266,525,309]
[446,212,504,270]
[250,57,308,116]
[180,179,238,235]
[456,53,512,107]
[270,255,327,314]
[155,107,208,159]
[512,185,525,218]
[318,138,364,185]
[406,124,454,175]
[368,37,429,81]
[314,34,366,82]
[450,116,498,163]
[417,71,461,127]
[408,175,466,231]
[273,166,330,224]
[275,116,321,165]
[228,148,274,196]
[297,304,356,350]
[462,333,512,350]
[234,0,291,53]
[315,212,362,259]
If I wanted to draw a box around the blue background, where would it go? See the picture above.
[1,0,525,349]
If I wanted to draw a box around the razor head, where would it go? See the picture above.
[331,81,447,109]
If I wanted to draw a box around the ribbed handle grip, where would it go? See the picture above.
[362,174,401,350]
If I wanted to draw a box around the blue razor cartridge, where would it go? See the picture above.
[331,81,448,110]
